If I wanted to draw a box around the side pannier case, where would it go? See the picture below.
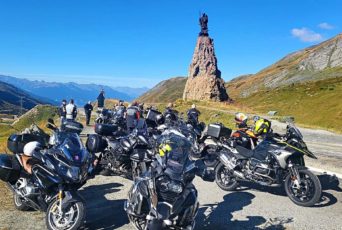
[86,134,107,153]
[207,123,232,138]
[0,154,20,183]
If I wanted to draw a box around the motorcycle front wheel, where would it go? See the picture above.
[46,197,85,230]
[284,168,322,207]
[215,162,239,191]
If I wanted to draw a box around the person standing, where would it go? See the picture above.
[58,99,67,124]
[126,101,141,132]
[97,89,105,111]
[187,104,201,124]
[66,99,77,121]
[115,100,126,118]
[84,101,93,125]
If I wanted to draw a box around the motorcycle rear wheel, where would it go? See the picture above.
[13,194,31,211]
[215,162,239,191]
[284,168,322,207]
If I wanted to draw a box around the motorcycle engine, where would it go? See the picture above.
[15,178,39,197]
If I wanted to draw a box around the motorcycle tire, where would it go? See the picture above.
[13,194,31,211]
[214,162,239,191]
[284,168,322,207]
[46,197,85,230]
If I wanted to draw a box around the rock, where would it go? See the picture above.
[183,35,229,101]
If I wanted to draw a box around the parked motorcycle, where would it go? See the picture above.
[125,129,200,230]
[214,123,322,207]
[87,123,153,180]
[0,119,95,229]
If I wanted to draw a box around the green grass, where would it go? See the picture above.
[237,77,342,133]
[0,105,58,152]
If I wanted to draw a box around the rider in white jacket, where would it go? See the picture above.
[66,99,77,120]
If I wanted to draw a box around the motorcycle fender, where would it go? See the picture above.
[60,191,84,211]
[171,187,198,218]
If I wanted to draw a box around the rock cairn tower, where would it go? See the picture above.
[183,13,229,101]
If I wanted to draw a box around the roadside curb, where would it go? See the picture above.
[308,166,342,180]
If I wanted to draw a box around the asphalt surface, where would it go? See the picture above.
[1,120,342,229]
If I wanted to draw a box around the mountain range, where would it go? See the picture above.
[0,81,50,114]
[0,75,149,105]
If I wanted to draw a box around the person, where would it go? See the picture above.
[66,99,77,121]
[187,104,201,124]
[58,99,67,124]
[97,89,105,110]
[84,101,93,125]
[115,100,126,117]
[163,102,178,122]
[126,101,141,132]
[21,141,41,174]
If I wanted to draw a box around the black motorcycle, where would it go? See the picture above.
[125,130,200,230]
[0,119,95,229]
[87,123,153,180]
[214,123,322,207]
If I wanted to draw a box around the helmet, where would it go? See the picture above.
[235,112,248,124]
[23,141,42,157]
[156,114,165,125]
[254,119,271,136]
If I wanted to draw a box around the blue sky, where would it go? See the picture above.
[0,0,341,88]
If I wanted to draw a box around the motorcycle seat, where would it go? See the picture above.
[236,146,254,158]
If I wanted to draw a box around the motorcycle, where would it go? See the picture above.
[0,119,95,229]
[87,123,153,180]
[125,129,200,230]
[214,123,322,207]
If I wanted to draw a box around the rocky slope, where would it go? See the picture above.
[227,33,342,99]
[0,81,50,114]
[183,35,229,101]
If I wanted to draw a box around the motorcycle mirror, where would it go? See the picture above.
[47,118,55,124]
[46,123,56,130]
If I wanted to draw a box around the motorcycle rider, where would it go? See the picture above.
[21,141,42,174]
[66,99,77,121]
[115,100,126,118]
[163,102,178,122]
[187,104,201,124]
[58,99,67,124]
[126,101,141,132]
[97,89,105,111]
[84,101,93,125]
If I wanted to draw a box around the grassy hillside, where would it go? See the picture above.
[0,105,58,152]
[138,77,186,103]
[227,34,342,99]
[237,77,342,132]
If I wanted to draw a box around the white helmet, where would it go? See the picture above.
[23,141,41,157]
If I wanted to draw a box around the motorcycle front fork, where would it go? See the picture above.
[288,163,301,186]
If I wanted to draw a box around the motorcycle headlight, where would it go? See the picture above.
[66,166,81,181]
[168,180,183,193]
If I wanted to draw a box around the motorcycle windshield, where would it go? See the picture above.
[58,133,88,165]
[159,133,192,176]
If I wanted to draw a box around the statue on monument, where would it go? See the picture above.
[199,13,209,36]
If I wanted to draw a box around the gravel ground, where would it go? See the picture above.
[1,116,342,229]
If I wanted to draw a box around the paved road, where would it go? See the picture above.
[1,175,342,230]
[1,117,342,229]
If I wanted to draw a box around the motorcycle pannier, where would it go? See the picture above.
[86,134,107,153]
[0,154,20,183]
[61,120,83,134]
[95,123,118,136]
[146,109,161,123]
[207,123,232,138]
[7,134,43,154]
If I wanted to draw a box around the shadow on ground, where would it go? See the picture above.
[232,173,341,208]
[196,191,293,229]
[80,182,129,229]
